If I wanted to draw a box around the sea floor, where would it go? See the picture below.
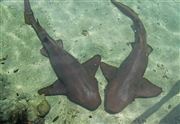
[0,0,180,124]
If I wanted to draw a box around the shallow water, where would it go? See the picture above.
[0,0,180,124]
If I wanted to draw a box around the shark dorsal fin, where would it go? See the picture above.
[146,44,153,55]
[40,39,63,57]
[38,79,66,96]
[82,55,101,77]
[100,62,118,83]
[135,78,162,98]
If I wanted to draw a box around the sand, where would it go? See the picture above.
[0,0,179,124]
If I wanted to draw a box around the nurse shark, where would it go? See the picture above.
[100,0,162,114]
[24,0,101,111]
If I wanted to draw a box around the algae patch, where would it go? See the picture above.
[0,95,50,124]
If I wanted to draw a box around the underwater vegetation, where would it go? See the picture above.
[0,0,179,124]
[0,94,50,124]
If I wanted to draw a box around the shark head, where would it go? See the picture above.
[67,89,102,111]
[104,85,134,114]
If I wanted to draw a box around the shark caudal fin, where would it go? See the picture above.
[24,0,35,25]
[111,0,147,44]
[24,0,55,44]
[82,55,101,77]
[38,79,66,96]
[135,78,162,98]
[111,0,139,22]
[100,62,118,82]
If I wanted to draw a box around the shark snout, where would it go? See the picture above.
[86,98,101,111]
[83,93,102,111]
[104,98,129,114]
[104,90,132,114]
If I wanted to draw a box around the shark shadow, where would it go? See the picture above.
[159,104,180,124]
[132,80,180,124]
[100,0,162,114]
[24,0,101,111]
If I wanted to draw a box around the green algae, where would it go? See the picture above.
[0,0,180,124]
[0,94,50,123]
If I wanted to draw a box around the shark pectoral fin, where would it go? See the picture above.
[56,39,63,48]
[100,62,118,82]
[40,47,48,57]
[147,44,153,55]
[38,79,66,96]
[82,55,101,77]
[136,78,162,98]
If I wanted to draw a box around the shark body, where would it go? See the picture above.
[100,0,162,114]
[24,0,101,111]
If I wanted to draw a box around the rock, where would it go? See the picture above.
[37,99,50,117]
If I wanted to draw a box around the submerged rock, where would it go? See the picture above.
[0,95,50,124]
[81,30,89,36]
[37,99,51,117]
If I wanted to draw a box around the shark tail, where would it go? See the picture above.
[24,0,36,25]
[111,0,139,22]
[24,0,52,43]
[111,0,147,44]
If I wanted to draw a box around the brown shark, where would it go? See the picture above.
[24,0,101,111]
[100,0,162,114]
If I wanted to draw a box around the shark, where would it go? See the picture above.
[24,0,101,111]
[100,0,162,114]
